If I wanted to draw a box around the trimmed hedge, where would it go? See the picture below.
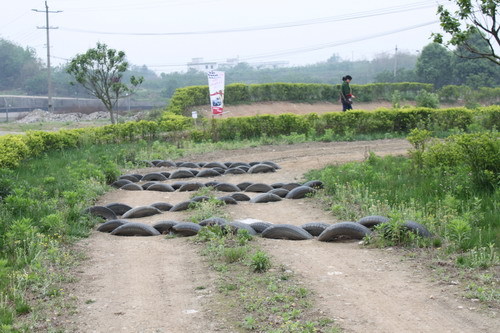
[165,82,434,116]
[203,107,499,141]
[1,106,498,169]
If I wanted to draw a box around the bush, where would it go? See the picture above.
[416,90,440,108]
[250,251,271,272]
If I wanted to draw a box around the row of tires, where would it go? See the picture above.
[113,162,280,188]
[112,178,322,194]
[96,215,431,241]
[85,182,321,219]
[140,160,281,170]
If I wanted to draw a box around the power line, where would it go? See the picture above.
[146,20,438,68]
[58,1,442,36]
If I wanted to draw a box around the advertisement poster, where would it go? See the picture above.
[207,70,225,115]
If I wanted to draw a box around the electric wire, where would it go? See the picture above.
[145,20,438,68]
[58,1,443,36]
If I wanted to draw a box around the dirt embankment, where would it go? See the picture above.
[66,139,498,333]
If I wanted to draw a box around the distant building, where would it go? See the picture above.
[248,60,289,70]
[187,58,218,72]
[187,57,289,72]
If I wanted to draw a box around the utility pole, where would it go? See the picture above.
[393,45,398,78]
[32,1,62,113]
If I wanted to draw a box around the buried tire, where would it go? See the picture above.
[110,222,161,236]
[318,222,371,242]
[261,224,313,240]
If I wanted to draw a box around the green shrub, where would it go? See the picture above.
[416,90,440,108]
[250,251,271,272]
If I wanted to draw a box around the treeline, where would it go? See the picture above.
[1,34,498,102]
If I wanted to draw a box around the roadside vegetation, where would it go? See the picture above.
[187,198,340,332]
[0,108,498,330]
[306,129,499,305]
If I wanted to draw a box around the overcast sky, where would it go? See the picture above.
[0,0,452,73]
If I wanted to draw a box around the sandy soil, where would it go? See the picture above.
[189,101,395,118]
[68,139,499,333]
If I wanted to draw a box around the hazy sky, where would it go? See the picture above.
[0,0,452,73]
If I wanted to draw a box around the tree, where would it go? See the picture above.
[433,0,499,65]
[416,43,454,88]
[452,30,500,87]
[66,43,143,124]
[0,39,42,92]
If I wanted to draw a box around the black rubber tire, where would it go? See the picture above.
[261,161,281,169]
[403,220,432,238]
[248,164,276,174]
[196,169,221,177]
[151,159,164,166]
[199,217,228,227]
[170,181,187,190]
[231,193,251,201]
[203,162,227,169]
[178,182,205,192]
[120,183,143,191]
[191,195,210,203]
[121,206,162,218]
[229,162,251,169]
[271,182,286,188]
[214,182,241,192]
[84,206,117,220]
[105,202,133,215]
[179,162,200,168]
[267,188,289,198]
[111,222,160,236]
[250,193,282,203]
[147,183,176,192]
[224,167,246,175]
[160,172,171,178]
[156,160,176,167]
[302,180,324,189]
[169,169,195,179]
[228,221,257,235]
[141,182,158,190]
[249,221,273,234]
[262,224,313,240]
[169,200,194,212]
[285,186,316,199]
[282,183,303,191]
[172,222,202,236]
[153,220,179,234]
[97,219,129,232]
[130,173,144,181]
[245,183,274,193]
[142,172,168,181]
[204,181,220,188]
[217,196,238,205]
[236,182,253,191]
[318,222,372,242]
[357,215,390,229]
[119,174,140,182]
[150,202,173,211]
[300,222,330,236]
[112,179,132,188]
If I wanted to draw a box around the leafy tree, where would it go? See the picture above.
[452,31,500,87]
[0,39,42,92]
[66,43,143,124]
[416,43,454,88]
[433,0,499,65]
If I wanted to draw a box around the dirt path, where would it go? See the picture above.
[69,139,498,332]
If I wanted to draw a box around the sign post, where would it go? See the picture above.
[207,71,225,116]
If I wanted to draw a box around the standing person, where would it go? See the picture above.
[340,75,355,111]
